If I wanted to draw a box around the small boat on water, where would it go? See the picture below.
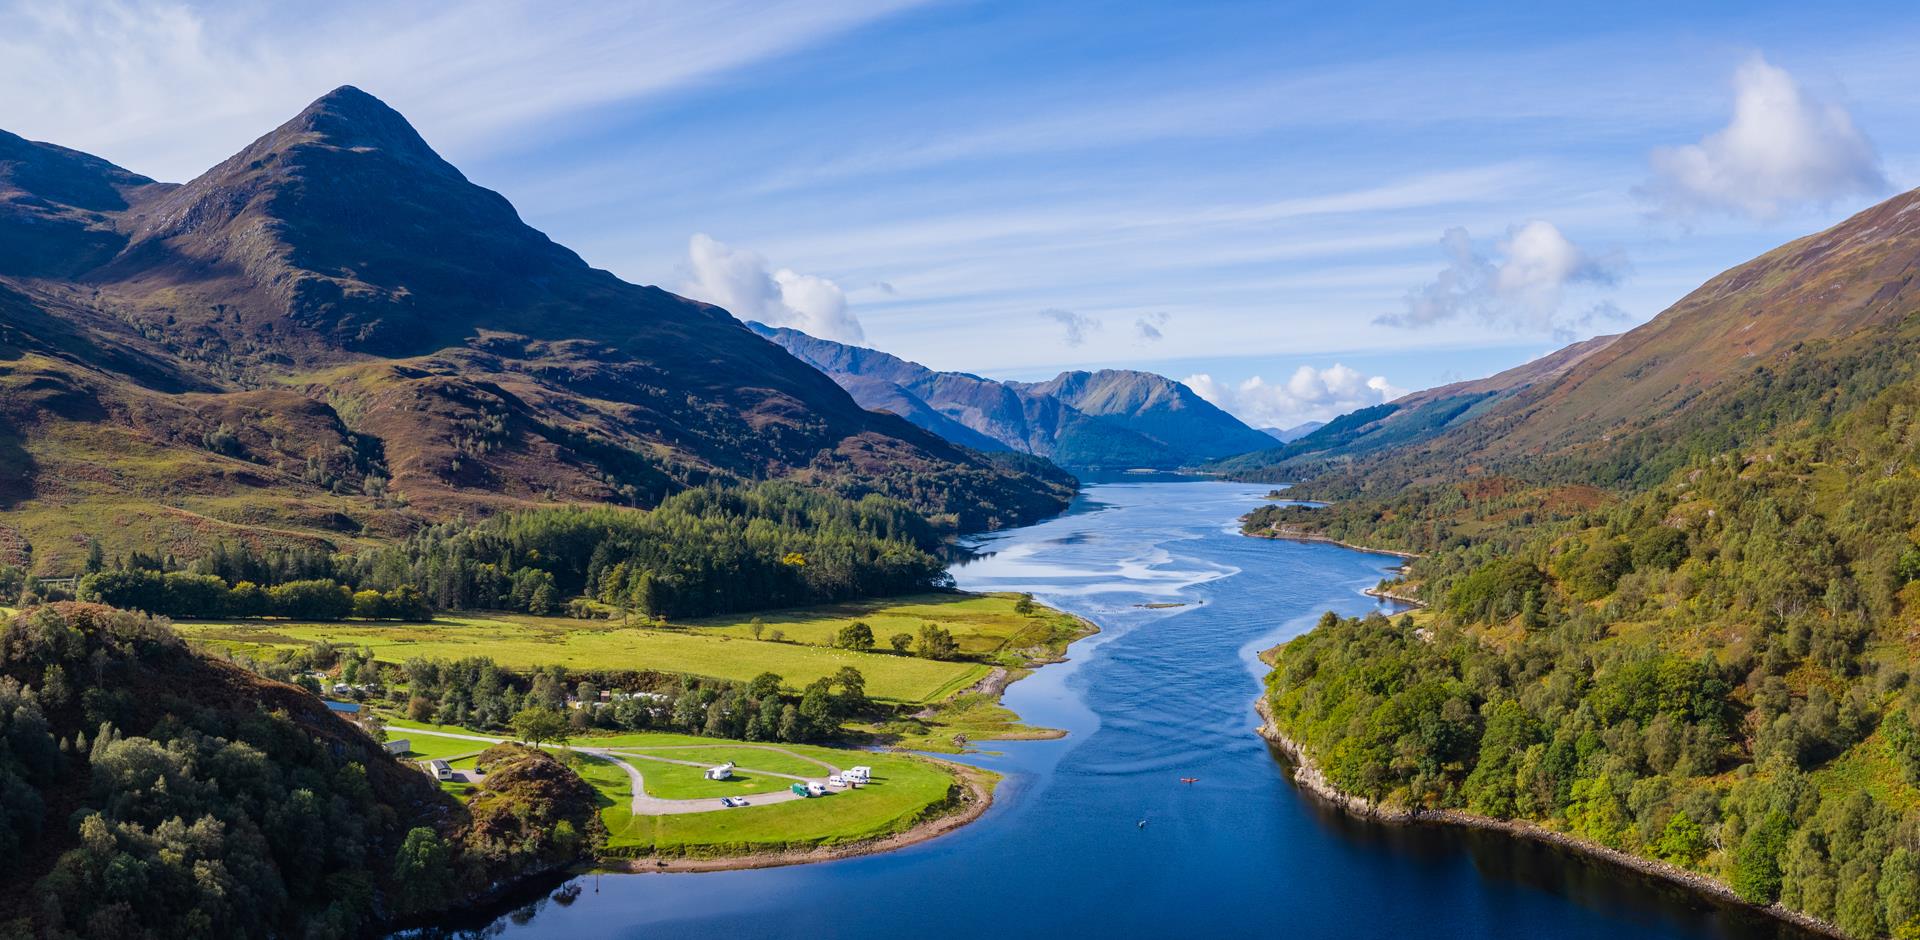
[1179,777,1199,784]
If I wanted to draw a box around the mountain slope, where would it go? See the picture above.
[751,323,1271,468]
[0,87,1071,573]
[1229,186,1920,494]
[1245,185,1920,940]
[1217,332,1621,477]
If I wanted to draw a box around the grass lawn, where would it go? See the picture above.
[176,610,989,703]
[614,760,797,799]
[609,744,830,778]
[390,734,483,763]
[601,750,960,855]
[379,719,964,855]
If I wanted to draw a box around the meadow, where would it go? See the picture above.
[174,591,1086,703]
[682,592,1089,662]
[177,608,990,703]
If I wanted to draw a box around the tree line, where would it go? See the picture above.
[235,641,873,745]
[47,482,952,622]
[1262,368,1920,938]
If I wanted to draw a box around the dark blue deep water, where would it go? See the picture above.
[448,480,1815,939]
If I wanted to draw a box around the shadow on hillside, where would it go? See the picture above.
[0,430,33,511]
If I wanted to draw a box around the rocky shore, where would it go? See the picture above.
[1253,697,1844,939]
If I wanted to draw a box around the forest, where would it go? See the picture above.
[1261,367,1920,938]
[52,482,951,622]
[0,601,611,938]
[229,641,874,746]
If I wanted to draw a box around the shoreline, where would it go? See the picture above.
[602,597,1099,873]
[1361,586,1426,608]
[601,758,997,874]
[1245,524,1422,560]
[1252,697,1844,940]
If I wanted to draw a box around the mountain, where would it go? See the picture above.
[1245,185,1920,938]
[1231,188,1920,493]
[1217,332,1622,478]
[0,87,1072,572]
[750,323,1273,468]
[1262,421,1324,442]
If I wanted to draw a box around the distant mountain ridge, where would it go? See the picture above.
[0,86,1073,573]
[1262,421,1324,442]
[1215,331,1622,476]
[749,323,1274,468]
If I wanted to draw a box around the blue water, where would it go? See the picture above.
[447,480,1812,939]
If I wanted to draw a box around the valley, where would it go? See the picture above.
[5,15,1920,940]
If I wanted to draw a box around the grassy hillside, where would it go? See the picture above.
[1220,188,1920,497]
[0,88,1073,576]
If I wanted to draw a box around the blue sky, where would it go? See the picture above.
[3,1,1917,427]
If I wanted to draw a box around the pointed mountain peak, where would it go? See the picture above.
[282,85,443,166]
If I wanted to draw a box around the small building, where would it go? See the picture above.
[332,683,352,696]
[384,738,411,755]
[323,700,361,716]
[705,762,735,781]
[424,759,453,781]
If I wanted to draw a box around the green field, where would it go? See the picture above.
[682,592,1087,661]
[608,759,795,799]
[176,609,991,703]
[391,734,483,763]
[599,751,960,855]
[611,744,829,778]
[383,720,967,855]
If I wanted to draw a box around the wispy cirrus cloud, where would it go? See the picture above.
[0,0,924,180]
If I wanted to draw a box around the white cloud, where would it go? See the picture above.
[1640,54,1886,220]
[0,0,922,181]
[1134,312,1169,342]
[682,234,865,343]
[1377,221,1620,333]
[1184,365,1403,429]
[1039,308,1100,346]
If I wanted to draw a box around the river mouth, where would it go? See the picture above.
[436,480,1824,940]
